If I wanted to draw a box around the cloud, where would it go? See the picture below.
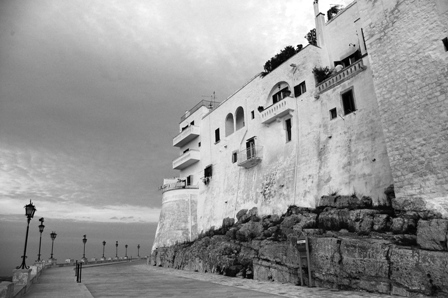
[0,197,160,223]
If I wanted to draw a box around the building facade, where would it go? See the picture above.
[152,0,448,250]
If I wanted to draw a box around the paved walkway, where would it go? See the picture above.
[25,260,395,298]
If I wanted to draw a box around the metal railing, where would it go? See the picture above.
[237,146,263,168]
[180,100,219,122]
[159,181,199,192]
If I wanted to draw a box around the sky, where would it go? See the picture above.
[0,0,352,275]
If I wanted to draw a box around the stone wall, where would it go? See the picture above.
[151,193,448,297]
[357,0,448,213]
[152,188,198,250]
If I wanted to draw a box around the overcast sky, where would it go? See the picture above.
[0,1,352,268]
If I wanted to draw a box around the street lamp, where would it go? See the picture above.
[17,200,36,269]
[82,235,87,261]
[50,231,57,261]
[37,218,45,262]
[125,244,128,259]
[115,241,118,258]
[102,241,106,259]
[137,244,140,258]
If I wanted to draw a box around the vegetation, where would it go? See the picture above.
[261,45,303,77]
[304,28,317,46]
[327,5,343,20]
[312,66,333,83]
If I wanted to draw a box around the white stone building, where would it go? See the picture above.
[152,0,448,250]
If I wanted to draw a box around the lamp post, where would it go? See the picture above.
[102,241,106,259]
[82,235,87,262]
[137,244,140,258]
[17,200,36,269]
[37,218,45,262]
[50,231,57,262]
[125,244,128,259]
[115,241,118,258]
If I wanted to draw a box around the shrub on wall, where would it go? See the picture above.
[304,28,317,46]
[261,45,303,77]
[312,66,332,83]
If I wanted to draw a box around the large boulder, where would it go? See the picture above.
[417,219,448,251]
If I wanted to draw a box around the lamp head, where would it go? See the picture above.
[24,200,36,220]
[103,241,106,246]
[39,223,45,233]
[50,231,57,240]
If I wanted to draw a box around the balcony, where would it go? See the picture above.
[173,125,200,147]
[173,149,200,170]
[316,59,366,94]
[260,96,295,125]
[159,181,199,193]
[237,146,263,169]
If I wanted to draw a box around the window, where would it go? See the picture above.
[330,108,337,120]
[215,128,220,143]
[235,107,245,130]
[186,175,193,186]
[232,151,238,163]
[190,121,195,126]
[246,137,256,160]
[225,113,234,137]
[272,87,290,104]
[204,165,212,178]
[340,50,361,67]
[251,111,255,119]
[285,118,292,142]
[198,142,201,147]
[342,89,356,115]
[294,81,306,97]
[183,148,190,154]
[443,37,448,51]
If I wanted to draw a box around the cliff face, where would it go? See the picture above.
[151,192,448,297]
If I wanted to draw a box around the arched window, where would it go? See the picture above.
[235,107,245,131]
[225,113,234,136]
[267,82,291,106]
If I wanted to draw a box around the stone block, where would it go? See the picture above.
[258,241,290,264]
[339,238,390,279]
[417,219,448,251]
[318,195,372,209]
[317,209,350,231]
[391,217,416,234]
[236,209,248,222]
[253,259,299,284]
[0,282,14,298]
[309,237,341,277]
[235,221,263,242]
[348,209,379,234]
[12,268,32,286]
[373,214,391,232]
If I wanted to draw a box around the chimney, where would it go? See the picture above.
[314,0,325,48]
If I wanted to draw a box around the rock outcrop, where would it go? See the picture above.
[151,193,448,297]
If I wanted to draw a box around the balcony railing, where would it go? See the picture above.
[173,125,200,147]
[237,146,263,169]
[260,96,295,125]
[316,59,366,94]
[172,149,200,170]
[159,181,199,193]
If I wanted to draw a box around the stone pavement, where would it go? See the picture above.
[23,266,93,298]
[25,259,396,297]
